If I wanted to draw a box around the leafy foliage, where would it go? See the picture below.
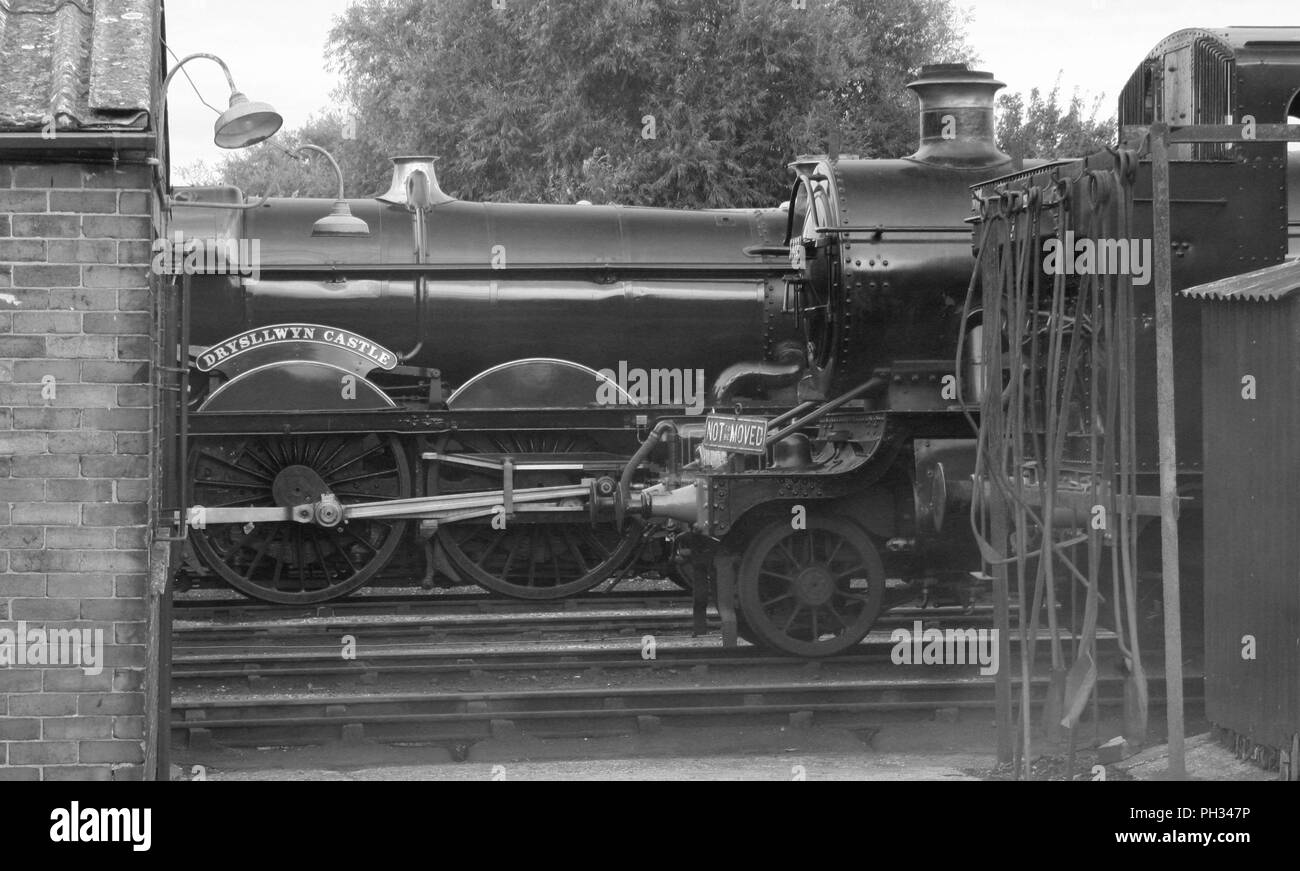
[996,76,1116,160]
[199,0,972,206]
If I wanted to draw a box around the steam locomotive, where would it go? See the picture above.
[171,29,1300,657]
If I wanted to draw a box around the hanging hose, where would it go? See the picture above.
[965,150,1146,776]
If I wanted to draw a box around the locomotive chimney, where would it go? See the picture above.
[907,64,1010,168]
[376,156,455,207]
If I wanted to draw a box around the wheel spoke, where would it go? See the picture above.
[329,466,399,487]
[781,603,804,633]
[475,532,506,568]
[322,442,385,479]
[196,451,273,483]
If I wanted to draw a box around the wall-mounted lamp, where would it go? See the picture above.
[162,52,283,149]
[297,145,370,237]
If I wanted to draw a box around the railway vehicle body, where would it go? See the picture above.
[171,30,1300,659]
[172,63,1012,658]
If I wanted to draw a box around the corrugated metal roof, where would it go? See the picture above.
[1181,259,1300,302]
[0,0,155,133]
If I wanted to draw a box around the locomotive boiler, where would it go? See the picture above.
[180,164,800,396]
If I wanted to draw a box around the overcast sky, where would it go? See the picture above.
[164,0,1295,186]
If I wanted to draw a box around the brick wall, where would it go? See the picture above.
[0,160,158,781]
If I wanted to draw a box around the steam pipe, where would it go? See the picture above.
[616,420,677,530]
[765,376,889,444]
[711,341,806,406]
[711,359,804,406]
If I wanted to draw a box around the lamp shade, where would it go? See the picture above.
[312,200,370,237]
[215,92,283,149]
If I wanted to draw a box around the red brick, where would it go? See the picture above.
[11,503,78,525]
[0,336,45,356]
[0,189,49,211]
[47,335,115,358]
[82,503,147,526]
[44,717,115,739]
[43,670,113,692]
[11,214,79,238]
[114,529,150,552]
[116,385,152,407]
[0,480,45,501]
[13,359,79,381]
[50,190,117,213]
[0,238,46,260]
[48,430,115,453]
[82,166,150,189]
[0,288,50,309]
[0,431,46,454]
[0,768,40,782]
[14,264,81,287]
[82,598,147,620]
[47,527,120,552]
[12,213,81,236]
[83,265,148,288]
[0,165,11,185]
[12,408,81,430]
[9,694,78,716]
[13,164,85,187]
[113,622,147,644]
[0,669,43,692]
[114,575,146,597]
[78,692,143,716]
[82,215,150,240]
[80,740,144,764]
[104,645,145,667]
[11,550,145,573]
[0,718,41,739]
[84,408,149,431]
[47,239,117,263]
[80,360,148,383]
[116,335,152,361]
[113,716,145,739]
[46,478,114,502]
[44,766,113,782]
[112,670,143,692]
[0,384,41,405]
[116,480,150,501]
[10,741,79,765]
[46,572,115,595]
[118,191,151,215]
[81,455,149,477]
[118,242,152,265]
[12,310,80,333]
[10,599,81,620]
[0,525,43,548]
[49,287,117,310]
[83,311,150,333]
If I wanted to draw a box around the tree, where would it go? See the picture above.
[205,0,972,207]
[996,76,1116,160]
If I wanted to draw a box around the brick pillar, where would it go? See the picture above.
[0,160,158,781]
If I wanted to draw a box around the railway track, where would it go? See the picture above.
[172,668,1201,751]
[172,627,1113,688]
[171,586,1156,757]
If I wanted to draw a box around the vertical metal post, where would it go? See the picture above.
[1150,125,1186,777]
